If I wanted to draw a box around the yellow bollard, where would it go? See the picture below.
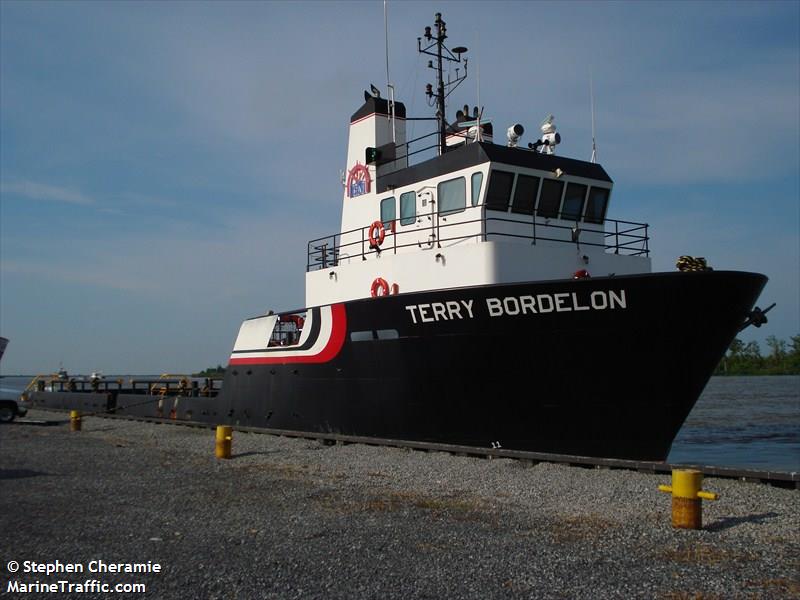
[215,425,233,459]
[69,410,82,432]
[658,469,719,529]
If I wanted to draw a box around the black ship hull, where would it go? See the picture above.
[29,271,766,461]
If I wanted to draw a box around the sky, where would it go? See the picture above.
[1,0,798,374]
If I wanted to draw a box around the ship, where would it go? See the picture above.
[28,13,770,461]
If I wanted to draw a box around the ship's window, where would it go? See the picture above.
[537,179,564,218]
[585,187,610,224]
[511,174,541,215]
[380,196,396,227]
[561,183,588,221]
[269,313,306,347]
[350,331,374,342]
[376,329,399,340]
[400,191,416,225]
[471,172,484,207]
[438,176,466,215]
[485,170,514,211]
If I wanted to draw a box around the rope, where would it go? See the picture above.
[76,396,166,419]
[676,256,712,272]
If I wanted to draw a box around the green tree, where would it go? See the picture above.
[193,364,226,377]
[765,335,787,373]
[766,335,786,360]
[788,334,800,372]
[728,338,744,357]
[715,335,799,375]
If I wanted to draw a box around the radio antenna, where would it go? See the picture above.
[384,1,396,142]
[418,12,468,155]
[475,31,480,117]
[384,1,390,88]
[475,30,481,141]
[590,75,597,163]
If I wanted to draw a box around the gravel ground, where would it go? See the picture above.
[1,409,798,599]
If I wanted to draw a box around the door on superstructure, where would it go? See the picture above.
[397,188,437,250]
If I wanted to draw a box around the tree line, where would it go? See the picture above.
[193,365,226,377]
[715,334,800,375]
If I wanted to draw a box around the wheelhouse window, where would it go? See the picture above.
[438,176,466,215]
[561,183,588,221]
[511,174,540,215]
[537,178,564,218]
[380,196,396,227]
[399,191,416,225]
[485,170,514,211]
[584,187,610,224]
[471,172,483,207]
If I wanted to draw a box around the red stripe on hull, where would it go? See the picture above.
[228,304,347,365]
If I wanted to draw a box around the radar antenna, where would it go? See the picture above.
[418,12,468,156]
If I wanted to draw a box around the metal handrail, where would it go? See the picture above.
[307,204,649,271]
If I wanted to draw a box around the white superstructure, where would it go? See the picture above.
[305,93,650,308]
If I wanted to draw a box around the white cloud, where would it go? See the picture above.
[2,210,307,308]
[0,210,309,372]
[0,180,95,205]
[0,260,158,293]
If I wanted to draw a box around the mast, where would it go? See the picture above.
[384,0,396,142]
[590,76,597,163]
[418,12,468,156]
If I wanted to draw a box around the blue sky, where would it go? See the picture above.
[1,0,798,374]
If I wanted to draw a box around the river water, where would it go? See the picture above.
[2,375,798,472]
[667,376,799,472]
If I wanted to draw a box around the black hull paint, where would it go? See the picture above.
[30,271,766,461]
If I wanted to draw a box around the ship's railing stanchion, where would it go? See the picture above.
[361,227,366,261]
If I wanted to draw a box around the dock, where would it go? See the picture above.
[2,409,798,599]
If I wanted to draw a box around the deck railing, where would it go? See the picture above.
[307,204,648,272]
[30,376,223,396]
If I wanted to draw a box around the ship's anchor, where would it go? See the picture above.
[739,302,775,331]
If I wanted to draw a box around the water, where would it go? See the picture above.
[2,375,798,472]
[668,376,799,473]
[0,376,36,399]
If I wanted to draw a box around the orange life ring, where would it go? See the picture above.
[370,277,390,298]
[573,269,591,279]
[368,220,386,247]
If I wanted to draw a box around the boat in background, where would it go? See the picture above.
[28,13,770,461]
